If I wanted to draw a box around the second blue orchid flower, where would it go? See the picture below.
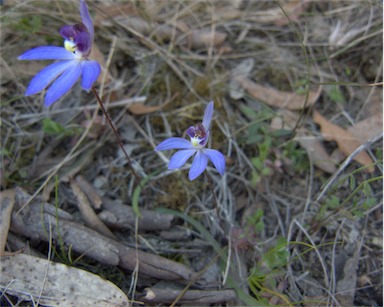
[18,0,101,107]
[156,102,226,181]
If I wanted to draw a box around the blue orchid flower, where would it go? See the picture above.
[155,101,226,181]
[18,0,101,107]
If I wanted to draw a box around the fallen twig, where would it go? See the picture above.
[142,287,236,305]
[11,187,197,283]
[70,179,116,240]
[99,197,174,231]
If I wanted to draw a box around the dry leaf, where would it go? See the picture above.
[313,111,374,172]
[348,113,383,142]
[270,108,299,130]
[186,29,227,49]
[329,148,346,165]
[252,0,310,26]
[0,253,130,307]
[358,88,383,119]
[153,22,228,49]
[229,58,254,99]
[129,103,168,114]
[235,75,321,110]
[271,109,336,173]
[128,94,176,114]
[298,134,337,174]
[213,1,308,25]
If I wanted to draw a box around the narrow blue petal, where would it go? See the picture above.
[18,46,76,61]
[189,150,208,181]
[155,138,193,151]
[25,61,75,96]
[204,149,226,175]
[168,149,197,170]
[80,0,94,40]
[202,101,214,131]
[44,63,82,106]
[81,60,101,91]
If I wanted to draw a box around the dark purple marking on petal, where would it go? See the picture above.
[187,123,207,141]
[74,31,91,54]
[60,23,91,54]
[199,131,209,147]
[60,23,88,40]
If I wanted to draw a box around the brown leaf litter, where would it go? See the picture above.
[235,75,322,110]
[313,111,375,172]
[94,3,227,50]
[271,109,337,174]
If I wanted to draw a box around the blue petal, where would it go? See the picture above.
[202,101,214,131]
[44,63,82,106]
[81,60,101,91]
[189,150,208,181]
[204,149,226,175]
[80,0,94,40]
[18,46,76,60]
[25,61,75,96]
[168,149,197,170]
[155,137,193,151]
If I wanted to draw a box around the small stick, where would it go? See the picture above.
[91,86,141,185]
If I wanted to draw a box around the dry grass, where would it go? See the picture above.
[1,0,382,306]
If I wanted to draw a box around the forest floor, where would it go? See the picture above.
[1,0,383,306]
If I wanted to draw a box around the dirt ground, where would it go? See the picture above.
[1,0,383,306]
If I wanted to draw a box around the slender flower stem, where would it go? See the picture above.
[91,86,141,184]
[206,172,220,216]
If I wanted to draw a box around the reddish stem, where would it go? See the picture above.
[91,86,141,185]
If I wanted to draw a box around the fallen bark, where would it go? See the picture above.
[99,197,174,231]
[11,187,196,283]
[75,175,103,209]
[70,179,116,240]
